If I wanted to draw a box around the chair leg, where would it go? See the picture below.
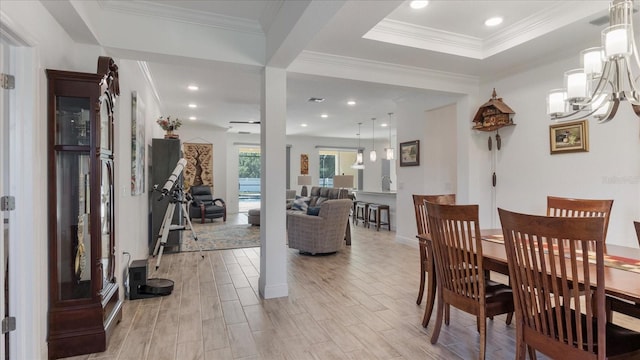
[479,317,487,360]
[422,264,436,327]
[430,296,445,344]
[444,304,450,326]
[417,244,426,305]
[506,312,513,325]
[527,346,536,360]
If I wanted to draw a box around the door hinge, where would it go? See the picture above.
[0,73,15,90]
[0,196,15,211]
[1,317,16,334]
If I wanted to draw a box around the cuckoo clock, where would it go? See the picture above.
[472,88,515,132]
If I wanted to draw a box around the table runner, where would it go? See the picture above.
[482,234,640,274]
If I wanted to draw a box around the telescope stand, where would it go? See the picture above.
[153,198,204,270]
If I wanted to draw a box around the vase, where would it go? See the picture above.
[164,129,179,139]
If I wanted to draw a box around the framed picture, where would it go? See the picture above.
[130,91,146,195]
[549,120,589,154]
[399,140,420,166]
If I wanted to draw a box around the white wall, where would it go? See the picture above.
[478,57,640,247]
[395,102,458,244]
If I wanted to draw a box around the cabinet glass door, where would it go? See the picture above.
[56,97,91,146]
[55,152,91,300]
[99,161,114,291]
[98,92,113,151]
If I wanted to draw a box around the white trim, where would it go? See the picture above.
[258,283,289,299]
[137,61,162,111]
[396,235,418,248]
[99,0,264,35]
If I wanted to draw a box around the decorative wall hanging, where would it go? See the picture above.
[549,120,589,154]
[399,140,420,167]
[130,91,146,195]
[183,143,213,192]
[473,88,516,188]
[300,154,309,175]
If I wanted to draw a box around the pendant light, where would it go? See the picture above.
[385,112,394,160]
[351,122,365,169]
[370,118,377,162]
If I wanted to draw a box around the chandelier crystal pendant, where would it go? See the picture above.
[385,112,395,160]
[370,118,377,162]
[351,122,365,169]
[546,0,640,122]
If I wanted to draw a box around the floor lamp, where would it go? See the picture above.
[298,175,311,197]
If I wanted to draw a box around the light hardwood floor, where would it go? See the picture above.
[63,213,639,360]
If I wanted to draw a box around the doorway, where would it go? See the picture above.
[0,37,11,360]
[238,147,261,212]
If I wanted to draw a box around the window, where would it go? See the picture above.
[318,150,358,188]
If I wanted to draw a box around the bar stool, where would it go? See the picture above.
[367,204,391,231]
[354,202,369,227]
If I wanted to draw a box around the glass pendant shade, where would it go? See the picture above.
[370,150,377,162]
[565,69,587,102]
[581,47,603,78]
[547,89,567,116]
[603,24,632,59]
[351,122,365,169]
[356,151,363,164]
[385,148,394,160]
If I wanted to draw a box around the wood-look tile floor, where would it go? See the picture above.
[64,213,640,360]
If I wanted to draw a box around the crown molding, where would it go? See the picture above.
[98,0,264,35]
[364,18,484,59]
[364,1,607,60]
[290,51,479,95]
[484,2,607,57]
[137,61,162,111]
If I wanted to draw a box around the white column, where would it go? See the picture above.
[258,67,288,299]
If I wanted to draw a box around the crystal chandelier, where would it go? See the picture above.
[370,118,377,162]
[547,0,640,122]
[385,113,395,160]
[351,122,365,169]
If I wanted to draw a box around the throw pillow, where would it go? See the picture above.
[306,207,321,216]
[292,197,309,212]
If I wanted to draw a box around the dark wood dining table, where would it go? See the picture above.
[417,229,640,327]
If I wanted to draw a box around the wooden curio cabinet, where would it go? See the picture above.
[46,57,122,359]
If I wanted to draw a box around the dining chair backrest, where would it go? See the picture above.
[412,194,456,236]
[635,221,640,246]
[426,202,485,304]
[546,196,613,243]
[498,208,606,360]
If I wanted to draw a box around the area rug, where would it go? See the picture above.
[181,223,260,252]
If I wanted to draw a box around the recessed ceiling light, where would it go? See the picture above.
[347,100,356,106]
[188,103,197,108]
[321,114,328,118]
[381,123,388,127]
[410,1,429,10]
[248,120,255,123]
[301,123,308,127]
[187,85,199,91]
[189,116,197,121]
[485,17,503,27]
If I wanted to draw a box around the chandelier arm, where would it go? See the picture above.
[577,60,613,108]
[597,99,620,123]
[552,106,602,121]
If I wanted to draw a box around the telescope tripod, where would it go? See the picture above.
[153,188,204,270]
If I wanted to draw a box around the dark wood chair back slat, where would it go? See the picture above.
[635,221,640,246]
[546,196,613,243]
[412,194,456,236]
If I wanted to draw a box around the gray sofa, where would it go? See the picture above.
[287,199,352,254]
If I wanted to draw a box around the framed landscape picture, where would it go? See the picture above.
[549,120,589,154]
[400,140,420,166]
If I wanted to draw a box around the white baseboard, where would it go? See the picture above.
[259,282,289,299]
[396,235,419,248]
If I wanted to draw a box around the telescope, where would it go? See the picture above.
[157,158,187,199]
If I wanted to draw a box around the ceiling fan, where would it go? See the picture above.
[229,121,260,124]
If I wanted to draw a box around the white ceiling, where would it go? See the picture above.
[45,0,620,138]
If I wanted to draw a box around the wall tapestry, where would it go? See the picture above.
[300,154,309,175]
[131,91,146,195]
[183,143,213,192]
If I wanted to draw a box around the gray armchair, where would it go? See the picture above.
[287,199,352,255]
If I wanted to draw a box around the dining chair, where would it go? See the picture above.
[412,194,455,316]
[635,221,640,245]
[546,196,613,243]
[498,208,640,360]
[426,202,514,360]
